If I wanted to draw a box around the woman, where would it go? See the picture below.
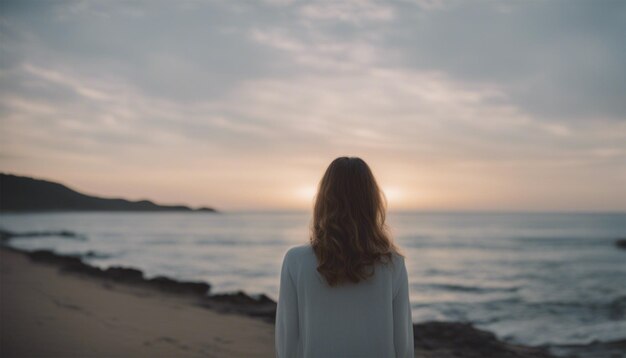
[275,157,414,358]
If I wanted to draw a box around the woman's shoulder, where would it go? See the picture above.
[384,250,407,275]
[390,251,405,265]
[284,243,314,262]
[282,244,318,276]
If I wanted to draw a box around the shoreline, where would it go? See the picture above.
[1,229,623,357]
[0,244,278,323]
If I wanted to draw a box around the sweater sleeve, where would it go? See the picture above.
[275,250,299,358]
[393,257,414,358]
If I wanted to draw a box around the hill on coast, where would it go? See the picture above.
[0,173,216,213]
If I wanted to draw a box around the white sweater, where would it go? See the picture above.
[275,244,414,358]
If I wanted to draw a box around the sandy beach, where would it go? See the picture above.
[0,247,275,357]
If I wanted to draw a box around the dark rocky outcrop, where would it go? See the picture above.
[550,339,626,358]
[103,267,145,282]
[615,238,626,250]
[29,249,86,267]
[20,247,273,320]
[0,229,86,243]
[199,291,277,322]
[1,229,214,296]
[0,173,216,212]
[413,321,554,358]
[23,248,211,296]
[148,276,211,296]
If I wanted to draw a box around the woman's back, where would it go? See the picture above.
[275,244,414,358]
[275,157,414,358]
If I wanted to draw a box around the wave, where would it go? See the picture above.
[512,236,618,246]
[191,238,285,246]
[81,250,115,260]
[416,283,520,294]
[0,228,87,241]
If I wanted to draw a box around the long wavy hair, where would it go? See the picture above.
[310,157,400,287]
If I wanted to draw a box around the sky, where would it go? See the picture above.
[0,0,625,211]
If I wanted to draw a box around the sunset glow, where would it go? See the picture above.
[295,185,317,205]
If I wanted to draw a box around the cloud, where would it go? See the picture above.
[389,0,626,120]
[0,0,624,210]
[300,0,395,24]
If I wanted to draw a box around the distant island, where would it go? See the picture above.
[0,173,217,213]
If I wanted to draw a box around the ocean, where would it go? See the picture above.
[1,211,625,347]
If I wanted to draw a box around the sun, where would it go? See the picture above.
[382,186,403,207]
[295,185,317,202]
